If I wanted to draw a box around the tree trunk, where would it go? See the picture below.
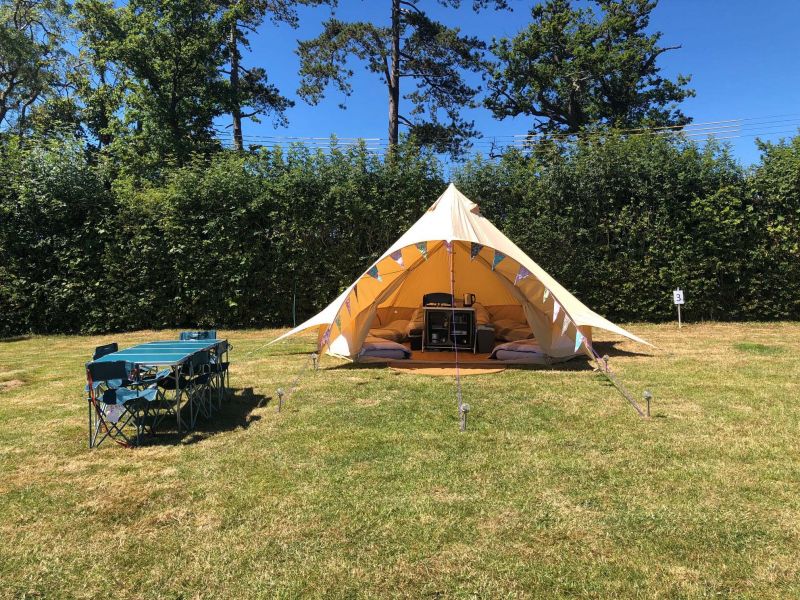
[230,20,243,152]
[388,0,401,148]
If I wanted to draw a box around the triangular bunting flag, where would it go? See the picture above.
[470,243,483,260]
[543,288,550,302]
[492,250,505,271]
[416,242,428,259]
[574,330,585,352]
[320,326,331,348]
[390,249,404,269]
[345,297,351,316]
[561,314,571,335]
[552,302,561,323]
[334,315,342,330]
[514,266,532,285]
[367,265,381,281]
[353,284,358,301]
[444,240,452,253]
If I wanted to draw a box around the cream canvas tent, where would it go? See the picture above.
[271,184,650,361]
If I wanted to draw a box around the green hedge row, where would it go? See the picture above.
[1,134,799,336]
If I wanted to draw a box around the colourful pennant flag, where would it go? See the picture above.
[345,296,351,316]
[444,240,453,253]
[320,327,331,348]
[390,249,404,268]
[492,250,506,271]
[416,242,428,259]
[367,265,381,281]
[470,243,483,260]
[334,315,342,330]
[574,330,585,352]
[514,265,532,285]
[552,301,561,323]
[561,314,571,335]
[354,284,359,301]
[543,288,550,302]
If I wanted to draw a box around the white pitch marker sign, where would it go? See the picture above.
[673,288,685,328]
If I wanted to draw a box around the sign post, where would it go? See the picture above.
[673,288,685,328]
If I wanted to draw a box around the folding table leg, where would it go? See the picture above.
[175,365,183,433]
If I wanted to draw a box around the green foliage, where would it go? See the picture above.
[455,133,798,322]
[2,131,800,337]
[0,138,444,335]
[0,0,70,130]
[485,0,694,134]
[296,0,506,155]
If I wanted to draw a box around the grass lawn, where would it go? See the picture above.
[0,322,798,598]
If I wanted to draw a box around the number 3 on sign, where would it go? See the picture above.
[673,288,684,329]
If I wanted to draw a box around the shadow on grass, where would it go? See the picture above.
[145,386,270,446]
[0,335,31,343]
[591,340,653,358]
[327,356,598,373]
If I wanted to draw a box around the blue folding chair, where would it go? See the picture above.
[209,340,230,409]
[86,361,160,448]
[179,330,217,341]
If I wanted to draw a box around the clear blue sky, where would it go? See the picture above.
[225,0,800,166]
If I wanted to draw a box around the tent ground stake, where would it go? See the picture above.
[276,388,284,412]
[602,354,610,372]
[459,403,470,431]
[643,390,652,418]
[311,353,319,371]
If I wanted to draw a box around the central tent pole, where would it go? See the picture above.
[448,241,465,429]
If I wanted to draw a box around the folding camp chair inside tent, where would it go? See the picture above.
[271,184,651,362]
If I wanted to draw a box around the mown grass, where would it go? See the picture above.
[0,323,798,598]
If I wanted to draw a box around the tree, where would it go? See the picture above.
[74,0,228,165]
[485,0,694,135]
[297,0,508,156]
[0,0,69,133]
[220,0,333,151]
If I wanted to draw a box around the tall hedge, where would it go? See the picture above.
[1,134,799,336]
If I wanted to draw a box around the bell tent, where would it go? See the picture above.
[271,184,650,363]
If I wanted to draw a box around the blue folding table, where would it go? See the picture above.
[90,339,227,432]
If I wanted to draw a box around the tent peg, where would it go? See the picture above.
[643,390,652,418]
[459,403,471,432]
[276,388,285,412]
[602,354,610,372]
[311,353,319,371]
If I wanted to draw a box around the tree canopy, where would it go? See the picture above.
[297,0,509,156]
[485,0,694,135]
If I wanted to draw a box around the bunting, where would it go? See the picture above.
[320,326,331,348]
[367,265,381,281]
[416,242,428,259]
[552,301,561,323]
[444,240,453,253]
[543,288,550,302]
[334,314,342,331]
[470,243,483,260]
[492,250,506,271]
[390,249,404,269]
[561,314,571,335]
[345,296,351,316]
[574,330,585,352]
[353,284,359,302]
[514,265,532,285]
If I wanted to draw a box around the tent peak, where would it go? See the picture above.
[428,183,479,215]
